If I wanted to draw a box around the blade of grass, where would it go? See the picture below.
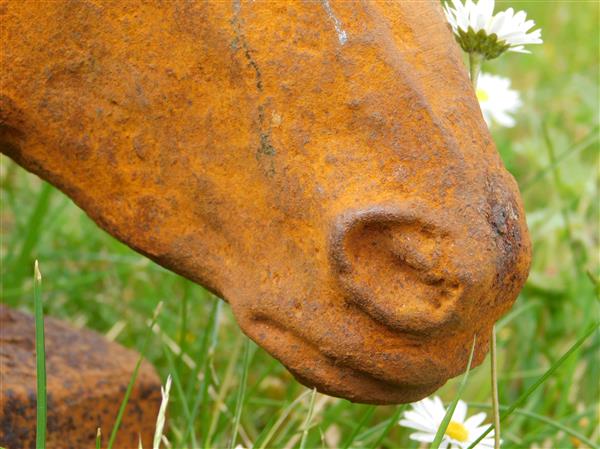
[490,326,501,449]
[255,389,312,449]
[34,260,47,449]
[161,342,192,425]
[153,375,172,449]
[467,322,599,449]
[177,282,190,373]
[271,409,305,448]
[496,300,541,330]
[244,358,279,398]
[352,418,389,442]
[197,304,223,449]
[370,405,407,449]
[542,122,582,271]
[316,396,350,435]
[251,410,279,448]
[106,301,163,449]
[205,333,243,446]
[299,388,317,449]
[341,405,376,449]
[586,269,600,299]
[96,428,101,449]
[468,403,598,448]
[7,184,53,288]
[3,270,111,300]
[431,335,477,449]
[522,128,598,191]
[229,338,252,449]
[183,298,221,447]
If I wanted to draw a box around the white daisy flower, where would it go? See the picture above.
[399,396,498,448]
[444,0,542,59]
[476,73,522,128]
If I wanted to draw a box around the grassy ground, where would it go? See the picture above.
[1,2,598,448]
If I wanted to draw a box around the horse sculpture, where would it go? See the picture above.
[0,1,531,404]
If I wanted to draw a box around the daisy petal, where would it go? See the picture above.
[409,432,436,443]
[453,400,468,423]
[464,412,488,429]
[399,417,436,433]
[476,72,521,127]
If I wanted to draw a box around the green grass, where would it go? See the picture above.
[1,2,598,448]
[467,323,599,449]
[431,337,476,449]
[33,261,46,449]
[107,302,163,449]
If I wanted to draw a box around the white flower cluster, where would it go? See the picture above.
[444,0,542,57]
[443,0,541,128]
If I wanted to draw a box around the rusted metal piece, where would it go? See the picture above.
[0,305,161,449]
[0,1,531,403]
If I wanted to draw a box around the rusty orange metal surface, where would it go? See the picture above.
[0,305,161,449]
[0,1,531,404]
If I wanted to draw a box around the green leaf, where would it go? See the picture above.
[431,335,477,449]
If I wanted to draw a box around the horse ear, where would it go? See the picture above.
[329,204,463,335]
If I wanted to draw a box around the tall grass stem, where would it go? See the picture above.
[431,336,477,449]
[177,284,189,372]
[229,338,252,449]
[34,260,47,449]
[490,326,501,449]
[299,388,317,449]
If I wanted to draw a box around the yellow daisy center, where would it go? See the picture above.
[445,421,469,442]
[476,88,489,102]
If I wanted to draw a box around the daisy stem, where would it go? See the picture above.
[490,325,501,449]
[469,52,483,88]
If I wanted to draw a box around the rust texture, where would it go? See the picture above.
[0,305,161,448]
[0,1,531,404]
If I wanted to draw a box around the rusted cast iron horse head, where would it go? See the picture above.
[1,1,531,403]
